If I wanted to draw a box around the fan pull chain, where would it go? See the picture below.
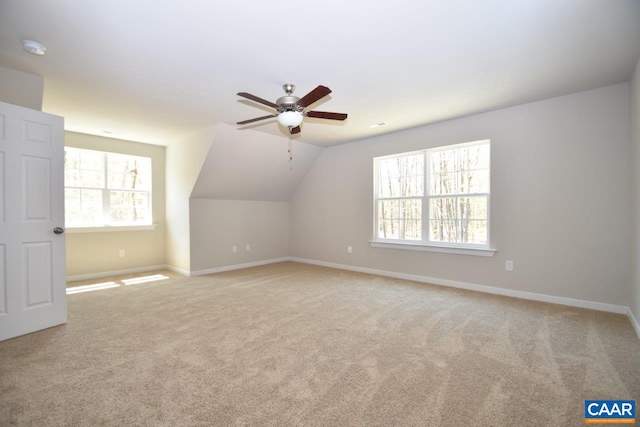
[288,137,293,170]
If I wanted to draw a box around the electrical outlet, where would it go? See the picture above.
[119,249,125,257]
[506,260,514,271]
[246,244,251,252]
[232,246,237,253]
[348,246,353,254]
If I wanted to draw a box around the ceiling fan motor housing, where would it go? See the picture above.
[276,95,302,113]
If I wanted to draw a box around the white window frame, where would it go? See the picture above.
[64,147,154,231]
[371,140,496,257]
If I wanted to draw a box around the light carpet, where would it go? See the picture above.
[1,261,639,426]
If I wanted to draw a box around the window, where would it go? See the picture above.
[373,140,490,249]
[64,147,152,228]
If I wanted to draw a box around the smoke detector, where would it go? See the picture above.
[22,40,46,56]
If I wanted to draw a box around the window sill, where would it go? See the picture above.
[369,240,496,257]
[66,224,157,234]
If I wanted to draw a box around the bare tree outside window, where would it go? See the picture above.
[377,154,423,240]
[64,148,105,226]
[375,141,490,246]
[64,147,152,227]
[429,144,489,244]
[108,153,151,224]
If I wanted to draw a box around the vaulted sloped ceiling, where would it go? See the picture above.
[190,123,323,201]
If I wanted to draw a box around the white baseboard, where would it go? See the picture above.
[289,257,629,315]
[190,257,290,276]
[68,258,290,281]
[67,265,168,282]
[629,308,640,340]
[165,265,191,277]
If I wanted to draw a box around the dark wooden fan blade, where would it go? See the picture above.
[297,85,332,108]
[237,114,277,125]
[237,92,279,109]
[289,126,301,135]
[306,111,348,121]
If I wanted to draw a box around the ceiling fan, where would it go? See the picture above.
[236,83,348,135]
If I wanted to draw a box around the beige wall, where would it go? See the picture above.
[189,199,289,272]
[291,83,631,307]
[165,126,215,272]
[65,132,166,277]
[631,57,640,325]
[0,66,43,111]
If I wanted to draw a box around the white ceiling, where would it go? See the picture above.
[0,0,639,147]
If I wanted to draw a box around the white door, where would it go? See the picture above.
[0,101,66,341]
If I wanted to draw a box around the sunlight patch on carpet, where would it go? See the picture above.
[122,274,170,286]
[66,281,120,294]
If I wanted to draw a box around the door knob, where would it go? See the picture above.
[53,227,65,234]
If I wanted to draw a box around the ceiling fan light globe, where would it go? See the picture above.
[278,111,303,128]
